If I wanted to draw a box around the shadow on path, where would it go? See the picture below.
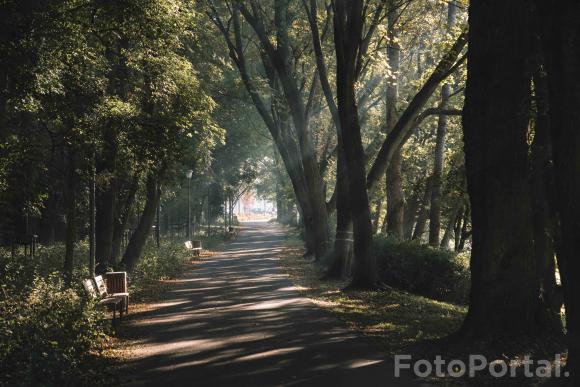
[121,222,427,386]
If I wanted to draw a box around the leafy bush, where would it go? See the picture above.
[0,274,110,386]
[0,242,90,294]
[374,236,470,304]
[131,240,190,284]
[0,237,208,385]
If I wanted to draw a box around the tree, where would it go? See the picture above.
[428,1,459,246]
[0,0,220,275]
[366,29,467,191]
[537,0,580,379]
[333,0,378,288]
[206,0,330,259]
[459,0,538,339]
[384,0,404,240]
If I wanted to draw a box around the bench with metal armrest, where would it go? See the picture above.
[226,226,238,238]
[185,240,202,257]
[82,278,123,325]
[101,272,130,315]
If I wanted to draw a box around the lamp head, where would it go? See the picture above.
[186,170,193,179]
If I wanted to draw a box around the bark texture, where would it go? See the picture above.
[63,148,76,283]
[209,2,330,259]
[367,30,467,191]
[304,0,352,274]
[384,4,404,240]
[121,174,161,272]
[537,1,580,378]
[460,0,538,339]
[111,174,139,262]
[334,0,377,288]
[531,70,562,334]
[428,82,451,246]
[95,130,117,271]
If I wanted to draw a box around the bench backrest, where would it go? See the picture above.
[105,272,128,294]
[94,275,108,297]
[82,279,98,299]
[192,240,202,249]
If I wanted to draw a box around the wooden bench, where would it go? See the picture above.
[226,226,238,238]
[82,278,123,325]
[103,272,130,315]
[185,240,202,257]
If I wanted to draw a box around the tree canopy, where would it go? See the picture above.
[2,0,579,383]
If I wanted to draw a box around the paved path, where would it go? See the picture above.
[121,222,425,386]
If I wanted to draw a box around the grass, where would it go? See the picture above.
[279,232,467,356]
[278,230,569,386]
[0,233,228,386]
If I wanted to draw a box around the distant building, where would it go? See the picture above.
[235,191,276,221]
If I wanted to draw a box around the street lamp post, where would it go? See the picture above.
[186,170,193,240]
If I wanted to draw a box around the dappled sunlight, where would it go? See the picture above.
[119,223,417,386]
[278,236,467,356]
[234,347,304,362]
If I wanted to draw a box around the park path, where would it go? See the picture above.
[121,222,425,387]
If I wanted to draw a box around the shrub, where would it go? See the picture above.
[0,274,110,386]
[374,236,470,304]
[0,242,90,294]
[130,240,190,284]
[0,238,199,385]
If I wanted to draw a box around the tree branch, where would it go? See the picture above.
[366,29,468,191]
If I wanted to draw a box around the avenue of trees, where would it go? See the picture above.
[1,0,578,382]
[204,0,577,379]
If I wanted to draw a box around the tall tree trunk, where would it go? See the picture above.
[271,0,330,259]
[429,2,458,246]
[89,152,96,277]
[334,0,377,288]
[372,198,383,235]
[385,4,404,240]
[457,206,470,252]
[537,1,580,378]
[97,37,127,271]
[459,0,538,339]
[305,0,352,272]
[95,129,117,272]
[63,148,76,284]
[210,3,330,259]
[412,177,432,241]
[326,146,353,278]
[367,30,468,191]
[402,184,421,239]
[531,70,562,334]
[334,0,378,288]
[111,174,139,262]
[386,151,404,239]
[440,202,462,249]
[39,194,59,245]
[277,124,322,257]
[121,174,161,272]
[428,82,450,246]
[454,207,464,252]
[275,177,285,223]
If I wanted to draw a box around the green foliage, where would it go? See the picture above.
[374,236,470,304]
[281,234,467,354]
[0,274,109,386]
[130,240,190,287]
[0,243,90,294]
[0,0,223,239]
